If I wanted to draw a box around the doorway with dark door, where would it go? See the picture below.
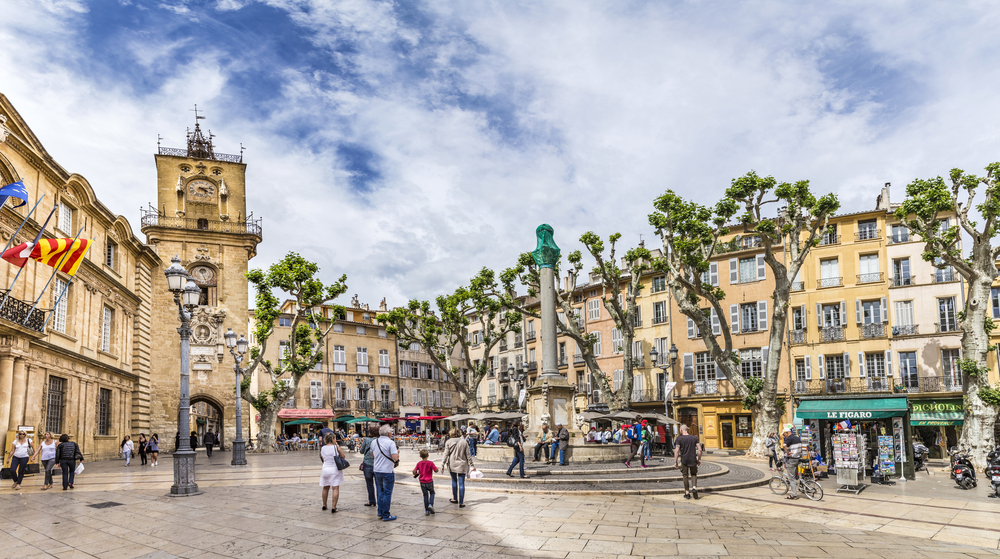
[721,418,735,449]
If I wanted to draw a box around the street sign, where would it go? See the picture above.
[663,382,677,398]
[519,389,526,406]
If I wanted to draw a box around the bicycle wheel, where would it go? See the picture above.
[769,476,789,495]
[801,480,824,501]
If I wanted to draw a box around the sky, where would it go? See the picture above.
[2,0,1000,309]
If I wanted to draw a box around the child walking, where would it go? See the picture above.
[413,449,438,515]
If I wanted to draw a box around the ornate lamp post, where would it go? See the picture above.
[224,328,249,466]
[508,365,528,411]
[650,344,679,420]
[165,256,202,496]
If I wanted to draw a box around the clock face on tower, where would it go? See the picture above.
[186,179,217,203]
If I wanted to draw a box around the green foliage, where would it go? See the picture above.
[959,358,989,379]
[741,377,765,408]
[978,386,1000,408]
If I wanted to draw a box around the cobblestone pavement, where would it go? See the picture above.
[1,449,998,558]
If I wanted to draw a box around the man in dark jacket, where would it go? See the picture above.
[204,430,216,457]
[555,424,570,466]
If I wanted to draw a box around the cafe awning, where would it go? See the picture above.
[910,398,964,426]
[796,397,908,420]
[277,409,334,420]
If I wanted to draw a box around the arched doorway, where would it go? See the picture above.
[188,395,224,450]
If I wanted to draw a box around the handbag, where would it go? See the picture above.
[375,439,399,468]
[334,453,350,470]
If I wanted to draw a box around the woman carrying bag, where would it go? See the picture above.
[32,432,57,490]
[319,433,348,513]
[55,434,83,490]
[8,430,33,490]
[442,428,475,508]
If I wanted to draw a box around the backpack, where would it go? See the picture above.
[506,431,519,448]
[626,425,638,441]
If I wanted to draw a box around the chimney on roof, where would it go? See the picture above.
[351,294,359,308]
[876,182,891,210]
[380,298,387,311]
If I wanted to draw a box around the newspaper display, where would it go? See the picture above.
[833,431,867,494]
[877,435,896,475]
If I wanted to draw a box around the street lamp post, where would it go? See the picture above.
[508,365,527,411]
[224,328,249,466]
[165,256,203,496]
[649,344,679,421]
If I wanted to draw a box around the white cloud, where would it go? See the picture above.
[3,0,1000,310]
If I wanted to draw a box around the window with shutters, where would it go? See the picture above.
[310,380,323,404]
[52,277,69,334]
[97,388,111,436]
[357,347,369,373]
[333,323,344,333]
[46,376,65,434]
[865,352,886,378]
[738,257,756,283]
[938,297,958,332]
[632,374,644,400]
[526,320,535,339]
[378,349,391,374]
[613,369,623,391]
[587,299,600,320]
[652,276,666,293]
[632,305,642,327]
[792,306,804,331]
[861,300,882,324]
[653,301,667,324]
[100,306,114,353]
[740,303,757,333]
[857,219,878,240]
[819,258,840,287]
[795,359,807,381]
[695,352,712,381]
[825,354,845,379]
[858,254,880,283]
[105,239,117,269]
[739,349,762,379]
[356,325,366,335]
[822,303,842,327]
[333,345,346,371]
[611,328,623,354]
[592,331,602,356]
[993,288,1000,319]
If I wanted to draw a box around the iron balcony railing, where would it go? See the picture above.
[818,277,843,288]
[140,208,262,238]
[819,233,841,246]
[856,228,880,242]
[335,399,349,409]
[857,272,884,284]
[888,233,910,244]
[821,325,845,341]
[574,354,585,364]
[794,380,809,394]
[558,356,568,366]
[892,275,912,287]
[0,294,47,333]
[693,380,718,395]
[356,400,370,411]
[499,342,507,352]
[631,389,661,402]
[936,321,960,333]
[527,361,537,371]
[310,399,324,409]
[488,396,497,405]
[861,323,886,339]
[790,330,806,344]
[526,331,536,341]
[892,324,919,336]
[158,145,242,162]
[894,375,963,393]
[652,316,667,325]
[380,401,394,412]
[934,269,957,283]
[791,281,804,292]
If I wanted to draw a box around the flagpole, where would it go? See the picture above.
[0,195,46,255]
[0,204,58,313]
[23,225,85,326]
[40,239,94,332]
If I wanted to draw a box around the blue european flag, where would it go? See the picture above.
[0,181,28,209]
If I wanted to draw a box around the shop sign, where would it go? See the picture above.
[911,400,963,413]
[825,411,874,419]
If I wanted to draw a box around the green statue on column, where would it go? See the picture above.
[532,224,561,269]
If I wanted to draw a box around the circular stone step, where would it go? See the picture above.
[472,464,728,484]
[472,461,676,476]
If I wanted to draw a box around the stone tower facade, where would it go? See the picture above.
[140,119,261,449]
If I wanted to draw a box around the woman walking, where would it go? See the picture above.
[32,432,57,490]
[121,435,134,467]
[137,434,148,465]
[148,434,160,466]
[765,432,778,471]
[55,434,83,490]
[8,430,33,489]
[359,425,378,507]
[442,428,474,508]
[319,433,347,513]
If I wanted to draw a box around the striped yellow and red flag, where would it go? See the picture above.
[1,238,93,276]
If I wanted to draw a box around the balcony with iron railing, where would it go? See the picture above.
[499,342,508,352]
[356,400,370,412]
[558,355,568,366]
[693,380,718,395]
[819,233,841,246]
[140,207,263,239]
[527,361,537,371]
[936,321,960,333]
[855,228,880,242]
[526,331,536,341]
[891,275,912,287]
[574,354,585,365]
[893,375,963,393]
[380,401,394,412]
[861,323,886,339]
[933,269,957,283]
[0,293,47,334]
[888,233,910,244]
[488,396,497,405]
[818,277,843,288]
[790,330,807,344]
[791,281,804,292]
[514,337,523,349]
[652,315,667,325]
[857,272,884,284]
[799,378,891,395]
[631,389,663,403]
[821,325,846,341]
[335,399,349,409]
[892,324,919,336]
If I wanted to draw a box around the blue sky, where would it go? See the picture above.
[2,1,1000,307]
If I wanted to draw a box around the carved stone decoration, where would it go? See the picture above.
[176,174,184,193]
[194,247,212,262]
[189,307,226,347]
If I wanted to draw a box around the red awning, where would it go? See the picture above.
[417,416,447,420]
[379,417,402,421]
[277,409,334,420]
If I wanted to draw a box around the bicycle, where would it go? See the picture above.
[769,467,824,501]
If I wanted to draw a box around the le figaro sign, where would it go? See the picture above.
[825,411,875,419]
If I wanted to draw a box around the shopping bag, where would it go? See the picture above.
[74,463,84,475]
[468,468,483,480]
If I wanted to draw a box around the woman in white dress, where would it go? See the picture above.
[320,433,347,513]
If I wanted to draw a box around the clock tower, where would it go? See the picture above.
[140,116,261,449]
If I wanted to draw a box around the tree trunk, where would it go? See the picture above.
[254,406,278,453]
[747,399,781,458]
[959,277,1000,470]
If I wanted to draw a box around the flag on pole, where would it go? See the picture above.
[1,238,92,276]
[0,181,28,209]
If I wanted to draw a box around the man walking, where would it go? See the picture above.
[372,424,400,521]
[555,423,569,465]
[466,424,478,456]
[506,423,527,478]
[204,430,215,457]
[625,421,647,468]
[674,424,702,499]
[781,426,803,500]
